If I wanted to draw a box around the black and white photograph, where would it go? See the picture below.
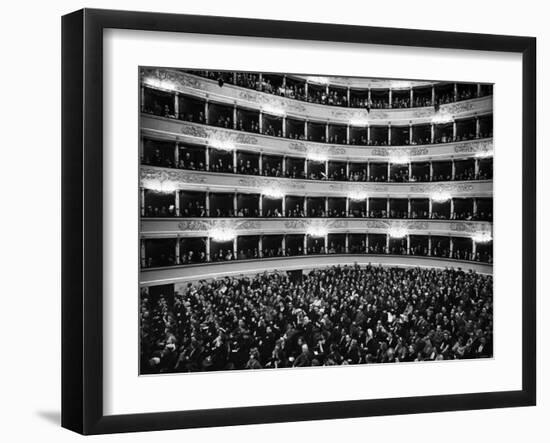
[0,0,544,439]
[139,68,494,375]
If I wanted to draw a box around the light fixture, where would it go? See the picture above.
[389,153,410,165]
[307,76,329,85]
[262,105,286,117]
[431,112,454,124]
[262,187,285,199]
[430,191,452,203]
[390,80,412,89]
[306,225,328,238]
[144,179,177,193]
[348,190,368,201]
[388,226,408,238]
[208,136,235,151]
[209,228,236,242]
[145,76,175,91]
[349,118,369,127]
[475,150,494,158]
[307,151,328,162]
[472,232,492,243]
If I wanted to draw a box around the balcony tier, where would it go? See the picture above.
[140,218,491,239]
[141,69,493,125]
[288,75,434,89]
[140,166,493,198]
[142,116,494,162]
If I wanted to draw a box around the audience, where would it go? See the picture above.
[140,265,493,374]
[144,204,176,217]
[160,238,493,268]
[181,71,489,111]
[169,102,490,147]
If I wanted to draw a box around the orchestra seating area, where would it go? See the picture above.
[141,264,493,373]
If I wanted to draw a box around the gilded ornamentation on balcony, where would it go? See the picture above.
[284,220,307,229]
[177,220,209,231]
[180,124,209,138]
[365,220,390,229]
[405,221,430,230]
[237,90,307,113]
[411,183,475,193]
[289,142,307,152]
[141,167,206,189]
[454,140,493,154]
[327,146,346,155]
[237,176,306,190]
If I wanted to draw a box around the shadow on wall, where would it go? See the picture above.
[35,410,60,426]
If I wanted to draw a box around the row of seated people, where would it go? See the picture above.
[145,153,493,182]
[209,244,481,261]
[213,159,492,182]
[142,242,493,268]
[184,70,491,109]
[144,203,493,222]
[171,109,492,146]
[142,87,493,147]
[140,264,493,374]
[236,117,488,145]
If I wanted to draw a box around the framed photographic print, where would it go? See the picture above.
[62,8,536,435]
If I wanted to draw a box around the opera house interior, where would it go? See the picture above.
[139,68,494,374]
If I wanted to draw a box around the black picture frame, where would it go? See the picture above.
[62,8,536,435]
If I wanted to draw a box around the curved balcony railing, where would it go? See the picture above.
[287,74,436,90]
[139,255,493,287]
[143,158,492,183]
[141,218,492,239]
[140,166,493,198]
[141,68,493,125]
[141,116,494,162]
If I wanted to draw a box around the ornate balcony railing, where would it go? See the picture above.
[141,68,493,125]
[140,166,493,198]
[141,217,492,239]
[141,116,494,162]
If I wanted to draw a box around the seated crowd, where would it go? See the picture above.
[236,121,491,146]
[144,149,493,184]
[140,264,493,374]
[144,201,493,222]
[144,97,492,146]
[184,70,488,109]
[143,238,493,269]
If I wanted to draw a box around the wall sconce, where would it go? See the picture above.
[262,187,285,199]
[208,137,235,151]
[430,191,452,203]
[472,232,492,243]
[262,105,286,117]
[349,118,369,126]
[475,150,494,158]
[388,227,408,238]
[348,191,368,201]
[307,152,328,162]
[143,179,177,193]
[144,76,175,91]
[389,153,410,165]
[431,112,454,124]
[306,76,329,85]
[307,226,328,237]
[209,228,236,242]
